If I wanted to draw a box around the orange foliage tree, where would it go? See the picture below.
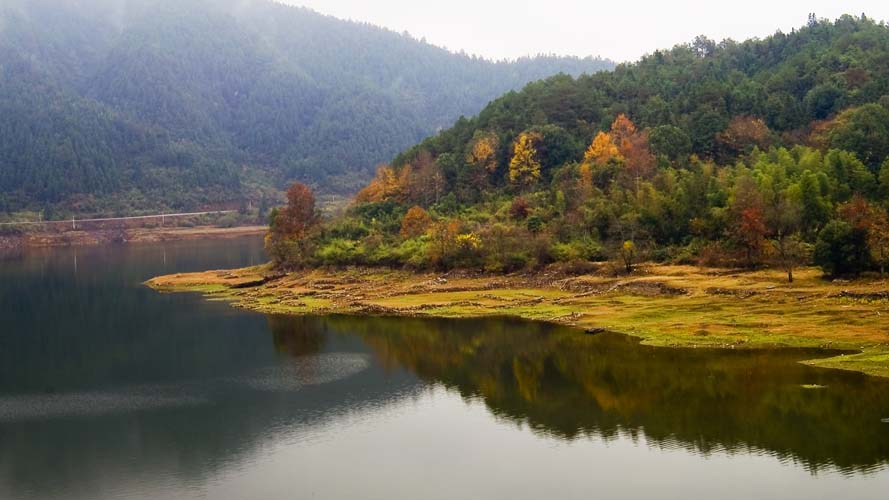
[716,115,773,158]
[400,206,433,239]
[610,113,637,146]
[738,206,768,267]
[355,165,401,203]
[611,114,655,181]
[266,182,320,267]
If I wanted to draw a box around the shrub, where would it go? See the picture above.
[316,239,365,266]
[394,237,429,268]
[216,213,239,228]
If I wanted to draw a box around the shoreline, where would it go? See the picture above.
[0,225,267,251]
[146,264,889,378]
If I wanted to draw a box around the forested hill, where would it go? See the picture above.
[0,0,612,215]
[272,15,889,277]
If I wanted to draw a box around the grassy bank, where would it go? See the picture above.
[1,225,267,250]
[146,264,889,377]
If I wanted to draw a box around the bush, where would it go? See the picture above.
[316,239,365,266]
[485,252,531,273]
[216,213,239,228]
[550,238,604,262]
[394,237,429,268]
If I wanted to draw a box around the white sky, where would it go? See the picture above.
[283,0,888,62]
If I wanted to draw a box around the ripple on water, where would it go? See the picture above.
[236,353,371,392]
[0,387,207,422]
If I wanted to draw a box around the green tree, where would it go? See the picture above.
[829,104,889,170]
[814,221,870,277]
[648,125,692,163]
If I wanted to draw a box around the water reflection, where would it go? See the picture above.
[2,241,889,499]
[274,315,889,476]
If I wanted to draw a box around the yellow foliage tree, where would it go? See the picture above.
[508,132,541,187]
[583,132,622,166]
[467,132,499,173]
[427,220,462,267]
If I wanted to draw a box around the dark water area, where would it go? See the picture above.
[1,238,888,499]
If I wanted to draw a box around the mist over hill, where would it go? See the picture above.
[0,0,613,215]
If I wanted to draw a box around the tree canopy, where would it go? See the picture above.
[0,0,612,216]
[269,15,889,278]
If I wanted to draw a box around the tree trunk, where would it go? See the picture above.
[787,267,793,283]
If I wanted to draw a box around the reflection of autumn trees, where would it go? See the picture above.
[268,316,327,358]
[269,315,889,474]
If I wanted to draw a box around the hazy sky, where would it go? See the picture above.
[285,0,888,62]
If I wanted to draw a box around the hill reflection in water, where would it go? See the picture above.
[284,315,889,476]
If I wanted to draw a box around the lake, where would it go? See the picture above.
[1,237,888,500]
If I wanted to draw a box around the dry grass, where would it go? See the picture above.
[146,264,889,377]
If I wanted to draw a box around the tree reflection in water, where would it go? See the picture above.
[269,314,889,475]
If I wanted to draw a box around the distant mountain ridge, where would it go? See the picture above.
[0,0,613,215]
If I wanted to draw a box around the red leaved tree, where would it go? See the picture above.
[266,182,320,267]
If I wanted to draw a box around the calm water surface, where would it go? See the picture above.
[1,238,889,499]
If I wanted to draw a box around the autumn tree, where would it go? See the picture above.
[400,206,432,239]
[427,220,461,268]
[620,130,656,181]
[583,131,621,166]
[356,165,401,203]
[732,175,767,266]
[401,151,445,206]
[266,182,320,267]
[716,116,773,160]
[466,131,499,185]
[577,162,594,200]
[509,132,541,188]
[619,240,636,274]
[510,196,530,220]
[738,206,768,267]
[610,114,637,146]
[837,195,874,231]
[596,115,655,183]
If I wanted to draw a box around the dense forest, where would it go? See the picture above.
[0,0,612,216]
[267,15,889,277]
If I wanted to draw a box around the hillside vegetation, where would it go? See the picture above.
[266,15,889,278]
[0,0,612,216]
